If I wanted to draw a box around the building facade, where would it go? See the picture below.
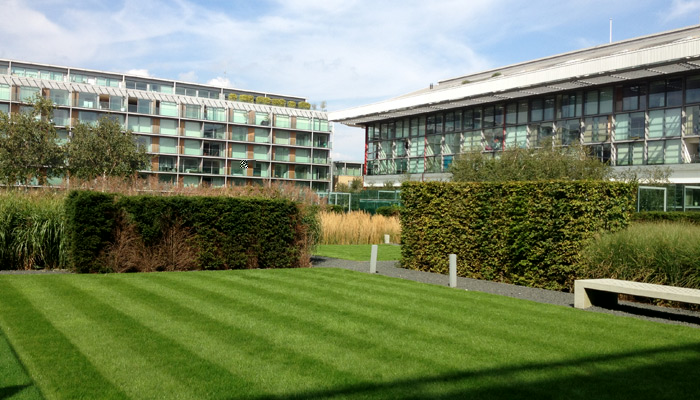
[332,160,364,191]
[330,25,700,194]
[0,59,332,190]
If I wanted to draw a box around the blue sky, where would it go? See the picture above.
[2,0,700,161]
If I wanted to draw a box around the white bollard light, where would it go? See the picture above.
[449,254,457,288]
[370,244,378,274]
[384,234,390,244]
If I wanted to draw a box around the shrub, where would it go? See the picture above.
[239,94,254,103]
[287,101,297,108]
[65,191,316,273]
[579,222,700,289]
[227,93,237,101]
[632,211,700,225]
[271,98,286,107]
[400,181,636,290]
[375,205,402,217]
[256,96,271,105]
[298,102,311,110]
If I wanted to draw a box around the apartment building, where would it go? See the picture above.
[0,59,332,190]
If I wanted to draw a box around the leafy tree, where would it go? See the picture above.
[0,95,65,186]
[66,116,149,180]
[349,177,363,192]
[450,141,612,182]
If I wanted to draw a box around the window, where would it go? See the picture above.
[175,86,197,97]
[184,121,201,137]
[275,115,290,128]
[408,158,424,174]
[0,84,10,101]
[616,142,644,166]
[444,133,460,154]
[160,119,178,135]
[232,143,247,159]
[128,116,152,133]
[426,135,441,156]
[530,99,543,122]
[462,131,481,152]
[296,148,310,163]
[253,162,269,177]
[203,123,225,139]
[255,112,270,126]
[253,145,269,161]
[180,158,200,174]
[295,165,310,179]
[620,85,646,111]
[531,123,554,147]
[273,164,289,178]
[314,134,329,148]
[205,107,226,122]
[232,110,248,124]
[184,104,201,119]
[160,101,178,117]
[203,141,222,157]
[559,92,582,118]
[274,147,290,161]
[687,75,700,104]
[110,96,124,111]
[53,109,69,126]
[184,139,201,156]
[203,159,223,175]
[313,150,329,164]
[615,113,644,141]
[274,130,290,145]
[296,117,310,130]
[254,128,269,143]
[687,106,700,136]
[409,138,424,156]
[648,108,681,138]
[558,119,580,145]
[584,90,599,115]
[78,93,97,109]
[159,137,177,154]
[583,116,609,143]
[505,125,528,149]
[232,126,247,141]
[296,132,310,146]
[19,86,40,102]
[78,111,98,126]
[50,90,70,106]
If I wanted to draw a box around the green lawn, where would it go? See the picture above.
[313,244,402,261]
[1,269,699,399]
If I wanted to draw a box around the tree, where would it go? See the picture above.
[349,177,363,192]
[450,141,612,182]
[66,116,149,181]
[0,95,65,186]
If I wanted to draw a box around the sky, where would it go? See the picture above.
[2,0,700,161]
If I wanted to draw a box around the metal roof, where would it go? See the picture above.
[0,74,327,118]
[330,25,700,127]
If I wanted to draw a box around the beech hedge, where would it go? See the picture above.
[400,181,636,291]
[65,190,313,273]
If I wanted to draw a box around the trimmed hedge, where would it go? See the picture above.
[65,191,312,273]
[400,181,636,290]
[632,211,700,224]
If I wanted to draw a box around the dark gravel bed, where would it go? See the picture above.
[312,256,700,329]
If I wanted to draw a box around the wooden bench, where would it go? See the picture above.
[574,278,700,309]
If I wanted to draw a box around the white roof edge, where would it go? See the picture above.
[330,30,700,124]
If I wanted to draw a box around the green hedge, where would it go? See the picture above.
[632,211,700,224]
[65,191,312,273]
[400,181,636,290]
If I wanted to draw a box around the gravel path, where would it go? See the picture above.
[311,256,700,329]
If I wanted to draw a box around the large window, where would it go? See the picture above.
[184,104,201,119]
[160,101,178,117]
[160,119,178,135]
[19,86,40,102]
[159,137,177,154]
[615,112,644,141]
[184,121,201,137]
[254,128,269,143]
[232,126,248,141]
[203,123,225,139]
[649,78,682,108]
[274,147,290,161]
[648,108,681,138]
[53,109,69,126]
[275,115,290,128]
[274,130,290,145]
[183,139,201,156]
[616,142,644,166]
[253,145,269,160]
[232,110,248,124]
[0,84,10,101]
[50,90,70,106]
[505,125,528,148]
[296,117,311,130]
[583,116,609,143]
[128,116,152,133]
[231,144,247,159]
[78,93,98,109]
[205,107,226,122]
[296,148,310,163]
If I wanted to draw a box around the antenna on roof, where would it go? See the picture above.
[609,18,613,43]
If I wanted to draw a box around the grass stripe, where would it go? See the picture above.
[125,272,411,384]
[30,276,247,399]
[0,328,42,400]
[86,273,366,395]
[0,279,128,400]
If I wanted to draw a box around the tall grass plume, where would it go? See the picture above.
[319,211,400,245]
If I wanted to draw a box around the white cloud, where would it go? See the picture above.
[126,69,150,77]
[207,77,232,87]
[178,71,198,83]
[664,0,700,22]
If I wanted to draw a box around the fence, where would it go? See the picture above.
[318,190,402,213]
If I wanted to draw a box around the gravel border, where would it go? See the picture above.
[311,256,700,329]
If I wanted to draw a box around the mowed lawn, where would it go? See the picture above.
[313,244,401,261]
[1,269,700,400]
